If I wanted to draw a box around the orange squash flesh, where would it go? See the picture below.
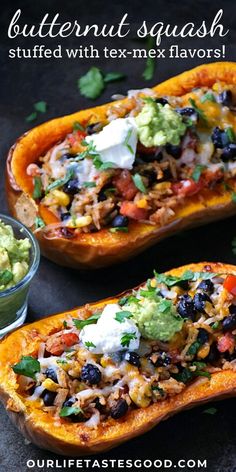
[0,261,236,456]
[6,62,236,269]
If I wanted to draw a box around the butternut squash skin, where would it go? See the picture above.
[6,62,236,269]
[0,262,236,456]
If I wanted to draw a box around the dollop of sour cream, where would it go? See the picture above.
[80,303,140,354]
[85,118,138,170]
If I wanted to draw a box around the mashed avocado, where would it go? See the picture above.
[127,297,183,342]
[135,99,187,147]
[0,220,31,291]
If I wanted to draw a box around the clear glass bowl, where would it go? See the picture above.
[0,214,40,337]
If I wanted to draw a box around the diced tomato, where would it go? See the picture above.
[120,201,148,220]
[46,332,79,356]
[203,169,224,185]
[61,332,79,347]
[217,333,235,353]
[113,170,138,200]
[171,179,203,197]
[223,275,236,296]
[68,130,86,147]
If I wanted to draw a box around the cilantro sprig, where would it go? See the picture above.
[78,67,126,100]
[12,356,40,380]
[120,332,137,348]
[115,311,133,323]
[154,269,217,287]
[26,101,47,123]
[73,313,101,330]
[132,173,147,193]
[46,168,74,193]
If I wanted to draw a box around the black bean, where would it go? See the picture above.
[211,127,227,149]
[94,397,106,413]
[139,151,163,163]
[221,144,236,161]
[222,313,236,332]
[63,179,80,195]
[98,191,107,202]
[174,280,190,291]
[45,368,58,383]
[176,107,199,123]
[218,90,233,108]
[111,215,129,228]
[61,212,71,222]
[110,399,128,419]
[81,363,101,385]
[63,398,75,408]
[151,351,171,367]
[124,351,141,367]
[41,390,57,406]
[155,98,168,105]
[165,144,182,159]
[177,294,196,320]
[197,279,214,294]
[205,342,220,363]
[141,169,157,186]
[197,328,209,344]
[229,304,236,315]
[86,122,103,135]
[193,292,211,313]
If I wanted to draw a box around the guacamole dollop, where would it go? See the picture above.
[0,220,31,291]
[127,297,183,342]
[135,99,187,147]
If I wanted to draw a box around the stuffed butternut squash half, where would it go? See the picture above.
[0,262,236,456]
[6,62,236,269]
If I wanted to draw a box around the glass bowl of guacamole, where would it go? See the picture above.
[0,214,40,337]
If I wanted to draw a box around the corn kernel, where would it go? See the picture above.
[153,182,171,193]
[197,343,210,359]
[67,216,92,228]
[42,378,59,392]
[136,198,148,209]
[150,279,157,288]
[52,190,70,207]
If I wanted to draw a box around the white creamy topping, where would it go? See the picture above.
[73,158,98,187]
[80,303,140,354]
[86,118,138,170]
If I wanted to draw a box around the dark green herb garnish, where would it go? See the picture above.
[154,270,217,287]
[124,129,134,155]
[59,406,83,417]
[109,227,129,233]
[203,407,217,415]
[115,311,133,323]
[104,72,126,83]
[26,101,47,122]
[200,92,216,103]
[226,127,236,143]
[12,356,40,380]
[46,168,74,192]
[78,67,125,100]
[73,121,85,131]
[83,182,96,188]
[152,385,165,396]
[34,216,45,229]
[189,98,208,125]
[118,295,139,306]
[143,36,156,81]
[25,112,37,123]
[120,332,137,348]
[0,270,13,286]
[132,173,147,193]
[85,341,96,349]
[191,165,206,183]
[232,236,236,255]
[33,176,43,199]
[73,313,101,330]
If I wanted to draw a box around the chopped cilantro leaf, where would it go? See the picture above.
[104,72,126,83]
[33,176,43,199]
[46,168,74,193]
[60,406,83,417]
[115,311,133,323]
[191,165,206,183]
[132,173,147,193]
[85,341,96,349]
[35,216,45,229]
[200,92,216,103]
[120,332,137,348]
[73,313,101,330]
[110,227,129,233]
[12,356,40,380]
[34,101,47,113]
[78,67,104,99]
